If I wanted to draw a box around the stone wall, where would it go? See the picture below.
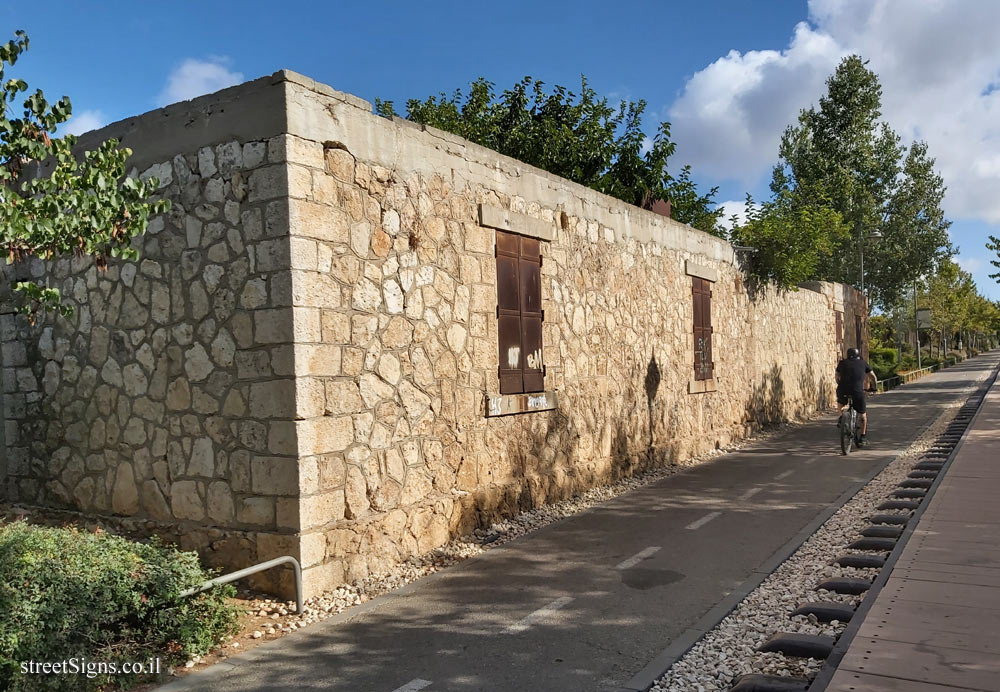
[277,74,864,592]
[0,71,867,597]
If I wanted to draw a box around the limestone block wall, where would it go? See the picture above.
[277,74,864,593]
[0,72,868,598]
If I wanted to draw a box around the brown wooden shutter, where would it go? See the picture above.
[496,230,545,394]
[692,277,714,381]
[835,311,844,358]
[855,315,862,355]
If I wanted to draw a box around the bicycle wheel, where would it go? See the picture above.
[840,410,854,455]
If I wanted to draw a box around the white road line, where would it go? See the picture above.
[686,511,722,530]
[391,680,432,692]
[615,546,661,570]
[775,470,794,480]
[504,596,574,634]
[738,487,762,501]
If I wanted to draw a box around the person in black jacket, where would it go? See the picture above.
[836,347,878,446]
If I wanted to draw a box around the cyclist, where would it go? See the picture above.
[836,347,878,446]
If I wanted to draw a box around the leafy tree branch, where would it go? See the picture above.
[1,30,169,319]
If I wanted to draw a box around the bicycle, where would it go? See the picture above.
[838,393,862,455]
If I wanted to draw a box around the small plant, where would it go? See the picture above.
[0,521,241,691]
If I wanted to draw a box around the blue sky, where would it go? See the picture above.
[4,1,999,299]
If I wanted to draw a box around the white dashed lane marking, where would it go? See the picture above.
[615,546,661,570]
[738,487,762,501]
[391,679,432,692]
[775,470,794,480]
[504,596,574,634]
[686,511,722,530]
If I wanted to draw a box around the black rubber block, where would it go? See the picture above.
[757,632,835,659]
[878,500,921,510]
[790,601,856,623]
[729,674,810,691]
[892,488,927,498]
[834,553,887,568]
[861,525,903,538]
[848,537,898,551]
[815,577,873,595]
[898,479,934,488]
[907,471,938,479]
[870,513,909,525]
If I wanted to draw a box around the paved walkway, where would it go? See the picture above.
[822,364,1000,691]
[159,356,998,692]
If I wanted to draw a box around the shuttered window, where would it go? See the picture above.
[835,311,844,358]
[496,230,544,394]
[692,277,714,381]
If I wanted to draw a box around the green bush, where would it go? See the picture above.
[0,521,241,691]
[868,347,898,380]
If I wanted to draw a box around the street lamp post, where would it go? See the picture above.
[859,229,882,300]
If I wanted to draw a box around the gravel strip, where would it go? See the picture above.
[651,372,990,691]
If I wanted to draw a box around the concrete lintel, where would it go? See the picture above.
[685,260,718,283]
[479,204,556,242]
[688,379,717,394]
[485,390,558,417]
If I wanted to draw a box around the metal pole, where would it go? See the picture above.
[179,555,303,615]
[913,281,921,370]
[859,235,865,298]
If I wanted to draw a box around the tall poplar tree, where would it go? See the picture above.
[766,56,952,307]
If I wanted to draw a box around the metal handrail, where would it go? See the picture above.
[179,555,303,614]
[876,360,949,392]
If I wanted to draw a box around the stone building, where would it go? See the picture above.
[0,71,868,596]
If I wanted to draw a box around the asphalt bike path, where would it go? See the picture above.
[160,355,999,692]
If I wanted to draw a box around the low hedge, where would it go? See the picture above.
[869,347,898,380]
[0,521,241,691]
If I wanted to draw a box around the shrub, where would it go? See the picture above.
[0,521,241,691]
[868,347,898,380]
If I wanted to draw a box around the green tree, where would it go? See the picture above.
[987,235,1000,283]
[919,259,976,351]
[729,191,849,290]
[770,56,951,308]
[1,31,167,319]
[376,76,724,235]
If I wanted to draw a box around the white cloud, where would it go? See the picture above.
[62,109,106,136]
[716,199,753,230]
[158,57,243,106]
[668,0,1000,224]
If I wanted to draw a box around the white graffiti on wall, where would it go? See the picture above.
[527,394,548,409]
[488,396,503,417]
[486,391,555,416]
[507,346,520,369]
[525,348,542,370]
